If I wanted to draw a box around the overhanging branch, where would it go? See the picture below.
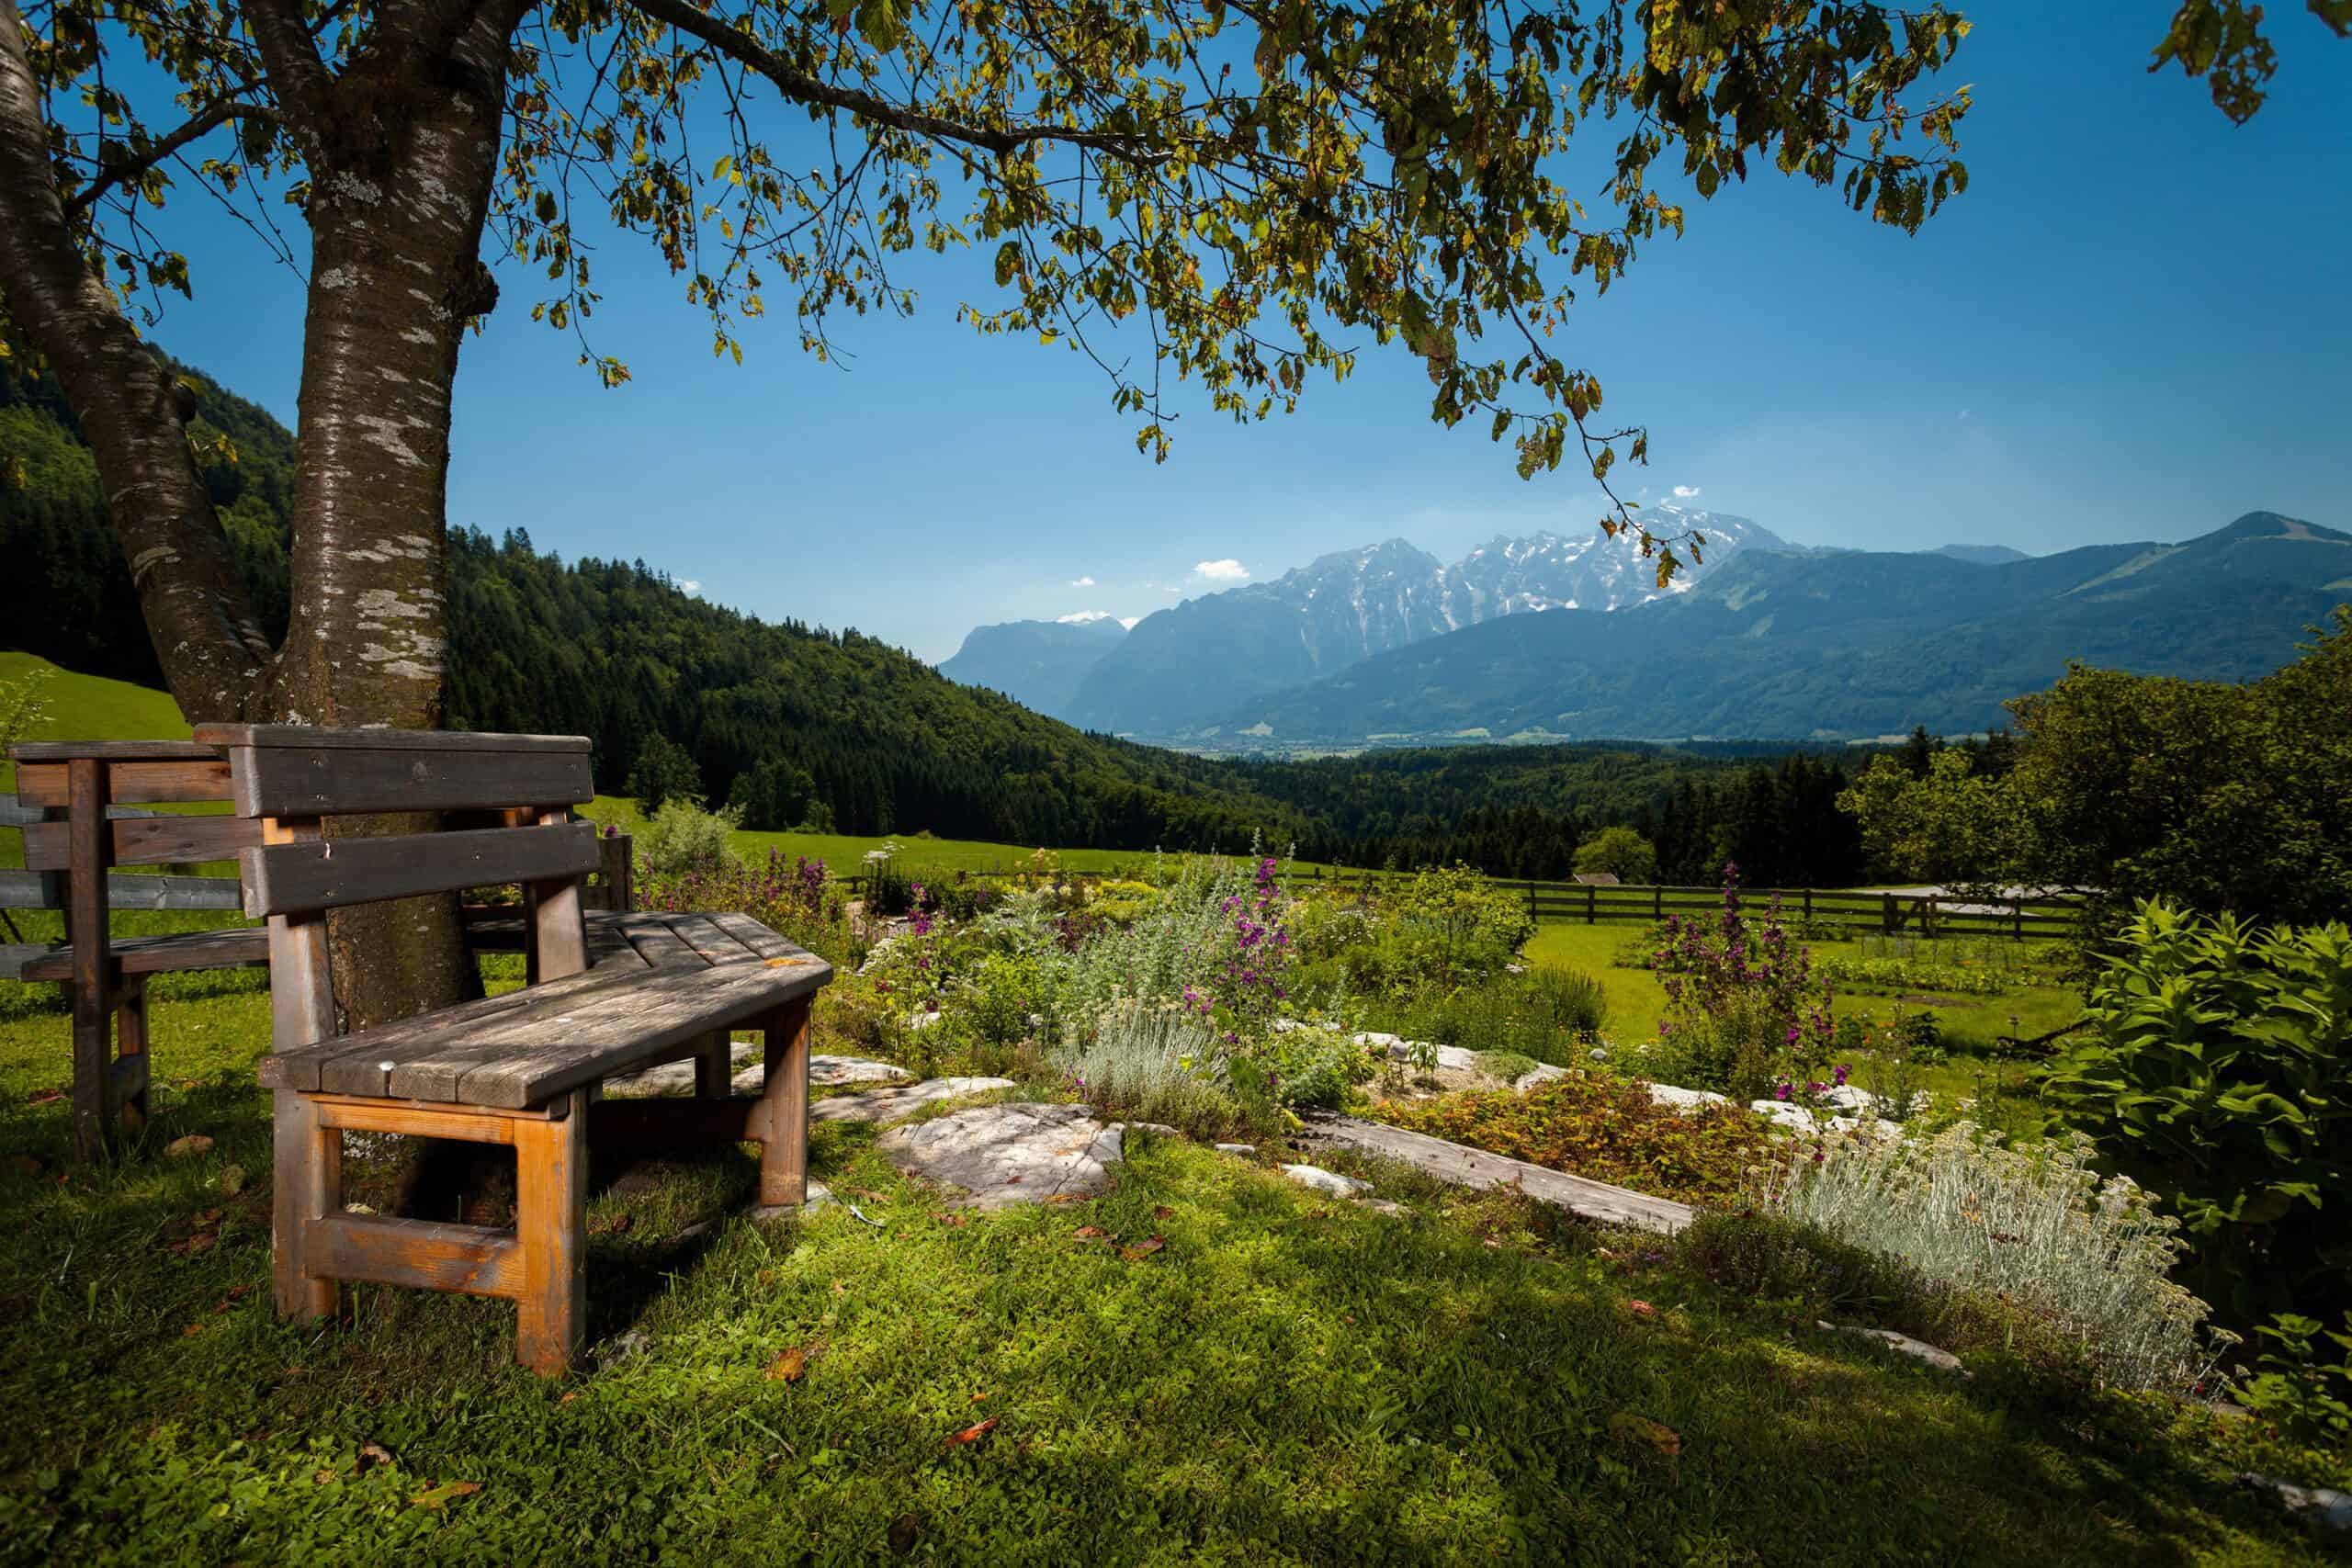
[62,101,287,219]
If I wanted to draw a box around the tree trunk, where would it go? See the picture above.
[0,0,269,719]
[266,31,514,1030]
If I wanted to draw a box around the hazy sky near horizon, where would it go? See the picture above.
[130,6,2350,661]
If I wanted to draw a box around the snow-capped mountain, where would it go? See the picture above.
[1044,507,1790,735]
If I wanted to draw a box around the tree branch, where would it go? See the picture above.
[624,0,1169,166]
[61,100,286,220]
[241,0,336,136]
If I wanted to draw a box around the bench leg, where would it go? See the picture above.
[115,975,150,1133]
[693,1029,731,1098]
[514,1089,588,1375]
[68,977,110,1163]
[272,1089,341,1320]
[757,998,812,1207]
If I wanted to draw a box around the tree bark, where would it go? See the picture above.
[267,22,516,1030]
[0,0,270,720]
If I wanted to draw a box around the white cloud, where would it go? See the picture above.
[1071,575,1096,587]
[1057,610,1115,624]
[1118,616,1140,629]
[680,579,702,594]
[1670,485,1702,500]
[1957,408,1972,422]
[1192,558,1250,581]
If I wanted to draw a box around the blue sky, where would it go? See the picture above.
[133,6,2351,661]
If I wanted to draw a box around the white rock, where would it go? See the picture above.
[907,1010,944,1031]
[876,1102,1124,1210]
[1819,1322,1968,1376]
[1514,1064,1570,1091]
[1645,1083,1729,1114]
[1281,1163,1374,1198]
[809,1077,1016,1123]
[1215,1143,1257,1156]
[731,1055,913,1098]
[1752,1100,1865,1135]
[2241,1473,2352,1532]
[1113,1122,1182,1139]
[1355,1198,1410,1217]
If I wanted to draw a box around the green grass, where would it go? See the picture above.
[0,974,2332,1564]
[0,651,192,748]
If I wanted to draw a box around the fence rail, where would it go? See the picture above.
[843,861,2080,939]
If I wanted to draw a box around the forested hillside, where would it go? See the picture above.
[1,351,1900,880]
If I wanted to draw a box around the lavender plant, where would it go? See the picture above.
[1650,864,1836,1100]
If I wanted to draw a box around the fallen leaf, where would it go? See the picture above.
[312,1468,338,1485]
[765,1346,808,1383]
[888,1512,922,1554]
[1608,1413,1682,1459]
[356,1441,395,1473]
[1623,1300,1657,1319]
[594,1211,633,1235]
[1046,1192,1082,1205]
[558,1392,580,1406]
[1152,1205,1175,1220]
[930,1211,968,1227]
[1074,1225,1109,1241]
[1119,1235,1166,1262]
[163,1134,213,1159]
[831,1280,850,1296]
[25,1089,62,1108]
[181,1321,204,1337]
[217,1164,247,1197]
[410,1480,481,1510]
[944,1417,998,1449]
[194,1209,223,1226]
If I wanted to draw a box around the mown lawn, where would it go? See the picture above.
[0,972,2331,1564]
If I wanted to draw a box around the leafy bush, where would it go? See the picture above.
[1763,1122,2224,1394]
[626,734,703,814]
[1050,1005,1249,1137]
[1260,1023,1374,1111]
[1386,964,1606,1067]
[2239,1312,2352,1448]
[1652,866,1835,1100]
[961,952,1053,1049]
[1377,1077,1779,1206]
[635,797,742,879]
[1051,854,1264,1018]
[1379,865,1533,987]
[2045,900,2350,1329]
[1674,1209,1911,1318]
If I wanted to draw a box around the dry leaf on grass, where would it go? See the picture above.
[944,1417,999,1449]
[930,1212,968,1227]
[1119,1235,1166,1262]
[25,1089,62,1108]
[1152,1205,1175,1220]
[163,1134,213,1158]
[1074,1225,1109,1241]
[1046,1193,1082,1205]
[356,1441,395,1472]
[410,1480,481,1510]
[766,1346,808,1383]
[1623,1300,1657,1318]
[1608,1413,1682,1459]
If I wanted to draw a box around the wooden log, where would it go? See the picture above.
[513,1089,589,1375]
[1294,1113,1691,1235]
[239,822,600,916]
[19,813,262,871]
[311,1213,525,1301]
[67,758,111,1162]
[757,997,812,1206]
[271,1089,341,1320]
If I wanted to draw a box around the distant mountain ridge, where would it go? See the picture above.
[936,616,1127,721]
[1012,504,1785,733]
[1217,512,2348,745]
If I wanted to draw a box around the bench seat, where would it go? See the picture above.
[259,936,829,1108]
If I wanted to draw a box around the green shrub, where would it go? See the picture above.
[1385,964,1606,1067]
[1674,1209,1910,1318]
[2239,1311,2352,1448]
[1050,1005,1253,1139]
[962,952,1051,1048]
[1262,1024,1374,1111]
[1377,1076,1779,1207]
[2045,899,2351,1329]
[1764,1122,2224,1394]
[635,797,741,879]
[1381,864,1534,986]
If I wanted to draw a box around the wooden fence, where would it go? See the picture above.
[846,860,2079,940]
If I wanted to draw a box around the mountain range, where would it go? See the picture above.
[950,504,1781,729]
[940,511,2349,745]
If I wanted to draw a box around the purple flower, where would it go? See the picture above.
[1834,1064,1850,1087]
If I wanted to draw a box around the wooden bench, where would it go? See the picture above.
[5,740,268,1158]
[197,723,831,1375]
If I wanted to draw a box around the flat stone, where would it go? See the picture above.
[907,1010,944,1031]
[1355,1198,1409,1217]
[1646,1083,1730,1114]
[2241,1473,2352,1532]
[1281,1163,1373,1198]
[876,1102,1123,1210]
[1513,1064,1570,1091]
[809,1077,1016,1123]
[749,1180,834,1223]
[1114,1122,1181,1138]
[730,1055,914,1097]
[1820,1322,1968,1376]
[1214,1143,1257,1156]
[1753,1100,1865,1135]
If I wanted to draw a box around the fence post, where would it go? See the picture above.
[598,832,635,913]
[1925,895,1938,939]
[1883,892,1896,934]
[1653,884,1662,922]
[1585,882,1596,924]
[2013,894,2024,941]
[1803,887,1813,927]
[1526,879,1537,922]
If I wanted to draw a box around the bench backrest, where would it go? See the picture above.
[196,724,598,1050]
